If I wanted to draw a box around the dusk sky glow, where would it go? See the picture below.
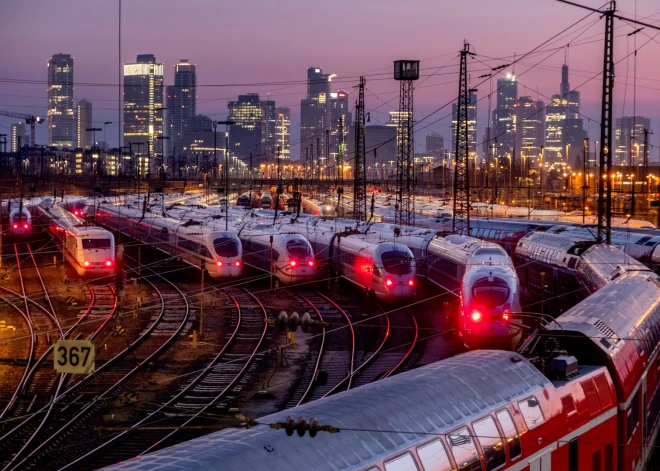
[2,0,660,157]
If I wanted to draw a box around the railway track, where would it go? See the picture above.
[3,256,187,471]
[60,286,268,470]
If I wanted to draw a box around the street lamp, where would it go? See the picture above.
[156,135,169,181]
[213,120,236,230]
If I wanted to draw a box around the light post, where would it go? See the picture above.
[214,120,236,230]
[156,136,169,181]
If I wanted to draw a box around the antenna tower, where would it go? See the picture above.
[353,76,367,221]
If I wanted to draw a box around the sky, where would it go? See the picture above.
[2,0,660,159]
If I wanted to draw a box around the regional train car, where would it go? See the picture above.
[236,222,317,284]
[38,203,115,277]
[95,203,242,279]
[103,262,660,471]
[259,191,273,210]
[8,199,32,234]
[278,221,416,302]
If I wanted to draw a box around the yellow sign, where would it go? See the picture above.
[54,339,95,374]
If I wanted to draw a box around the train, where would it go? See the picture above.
[38,202,115,277]
[278,221,416,302]
[301,198,337,218]
[103,264,660,471]
[259,191,273,209]
[95,203,243,279]
[8,199,32,234]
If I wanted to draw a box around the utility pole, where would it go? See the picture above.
[452,43,474,235]
[337,117,345,217]
[214,120,235,230]
[643,129,651,195]
[353,76,367,221]
[582,138,589,223]
[393,60,419,227]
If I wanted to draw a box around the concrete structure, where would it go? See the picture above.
[166,60,197,161]
[76,99,93,149]
[47,53,75,147]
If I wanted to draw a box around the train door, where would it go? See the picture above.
[530,450,552,471]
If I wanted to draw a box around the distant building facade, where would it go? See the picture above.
[76,99,93,149]
[166,59,197,160]
[516,96,545,169]
[451,89,478,158]
[615,116,651,166]
[228,93,269,164]
[10,122,26,153]
[492,74,517,159]
[275,107,291,161]
[426,133,444,158]
[47,53,75,147]
[300,67,333,161]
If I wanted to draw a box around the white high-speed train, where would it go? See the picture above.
[236,222,317,284]
[278,221,416,302]
[38,202,115,277]
[95,203,242,279]
[7,199,32,234]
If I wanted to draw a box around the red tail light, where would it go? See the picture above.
[235,260,241,267]
[13,224,17,229]
[502,310,510,321]
[308,260,314,267]
[217,261,223,267]
[83,261,90,267]
[290,260,297,267]
[105,260,113,267]
[385,278,393,287]
[471,310,482,322]
[408,279,414,286]
[24,224,28,229]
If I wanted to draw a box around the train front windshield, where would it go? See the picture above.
[472,277,510,307]
[213,237,240,257]
[286,240,311,259]
[381,251,413,275]
[82,238,112,249]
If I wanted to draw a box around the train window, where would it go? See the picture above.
[593,374,613,408]
[580,379,601,416]
[417,439,452,471]
[271,249,280,262]
[561,395,577,417]
[495,409,521,460]
[568,438,578,471]
[627,391,639,443]
[471,278,510,308]
[286,240,311,259]
[447,427,482,471]
[518,396,545,430]
[381,251,413,275]
[199,246,212,259]
[82,238,111,249]
[472,416,506,471]
[384,452,418,471]
[213,237,240,257]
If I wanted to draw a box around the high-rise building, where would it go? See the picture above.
[300,67,333,161]
[347,125,397,178]
[262,99,277,158]
[516,96,545,169]
[187,115,213,133]
[179,114,217,172]
[10,123,26,153]
[76,99,93,149]
[386,111,413,151]
[330,90,352,154]
[451,89,478,158]
[123,54,164,174]
[275,107,291,161]
[47,53,75,147]
[426,133,444,158]
[615,116,651,166]
[166,60,197,161]
[492,74,518,159]
[228,94,267,164]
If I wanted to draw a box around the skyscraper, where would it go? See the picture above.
[166,60,197,160]
[123,54,164,173]
[615,116,651,166]
[451,89,478,158]
[275,107,291,161]
[262,99,277,158]
[47,53,75,147]
[492,74,517,159]
[300,67,333,161]
[76,99,92,149]
[426,133,444,158]
[330,90,352,153]
[10,123,26,153]
[516,96,545,169]
[228,94,267,164]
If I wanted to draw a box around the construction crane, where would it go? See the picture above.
[0,110,45,152]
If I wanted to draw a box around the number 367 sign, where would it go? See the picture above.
[54,340,95,374]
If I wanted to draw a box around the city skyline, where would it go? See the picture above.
[2,0,660,160]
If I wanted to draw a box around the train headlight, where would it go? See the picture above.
[83,261,90,267]
[502,310,510,321]
[105,260,113,267]
[290,260,297,267]
[235,261,241,267]
[471,310,482,322]
[385,278,393,287]
[408,279,414,286]
[13,224,17,229]
[308,260,314,267]
[217,261,223,267]
[24,224,28,229]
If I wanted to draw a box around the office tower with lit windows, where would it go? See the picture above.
[330,90,352,154]
[76,99,92,149]
[262,99,277,158]
[166,60,197,162]
[426,133,444,158]
[275,107,291,161]
[228,93,268,163]
[10,123,26,153]
[491,74,517,159]
[386,110,413,151]
[47,53,75,147]
[123,54,164,174]
[515,96,545,170]
[615,116,651,166]
[300,67,333,161]
[451,89,478,158]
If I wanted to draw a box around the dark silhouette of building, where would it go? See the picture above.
[300,67,333,161]
[166,59,197,161]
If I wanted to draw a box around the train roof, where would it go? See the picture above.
[104,350,549,471]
